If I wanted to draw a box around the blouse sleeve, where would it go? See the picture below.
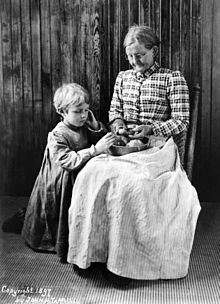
[48,131,96,172]
[151,71,190,137]
[108,71,125,123]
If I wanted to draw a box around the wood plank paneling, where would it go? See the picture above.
[30,0,42,106]
[50,0,61,96]
[211,0,220,199]
[21,0,32,107]
[119,0,129,71]
[91,0,102,117]
[180,0,191,79]
[41,0,52,130]
[11,0,24,192]
[0,8,3,101]
[1,0,14,194]
[150,0,161,38]
[80,0,92,97]
[139,0,151,26]
[171,0,181,70]
[71,0,81,85]
[60,0,72,84]
[99,0,110,122]
[161,0,171,67]
[191,0,201,87]
[11,0,23,107]
[129,0,139,26]
[194,0,212,201]
[31,0,46,192]
[21,0,35,194]
[111,0,120,83]
[1,0,219,201]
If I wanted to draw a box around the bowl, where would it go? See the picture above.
[108,136,167,156]
[109,142,150,156]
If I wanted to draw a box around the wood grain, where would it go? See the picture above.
[0,0,218,201]
[211,0,220,198]
[1,0,13,194]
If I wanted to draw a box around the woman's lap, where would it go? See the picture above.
[67,139,201,279]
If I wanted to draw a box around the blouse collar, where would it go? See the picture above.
[134,61,160,80]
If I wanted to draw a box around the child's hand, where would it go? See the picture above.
[95,132,116,154]
[85,109,99,130]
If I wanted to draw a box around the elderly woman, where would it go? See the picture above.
[108,25,191,168]
[109,25,189,147]
[67,26,200,285]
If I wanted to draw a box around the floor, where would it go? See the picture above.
[0,196,219,304]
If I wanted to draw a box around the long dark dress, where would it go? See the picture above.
[21,121,105,260]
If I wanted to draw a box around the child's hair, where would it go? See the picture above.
[53,83,90,114]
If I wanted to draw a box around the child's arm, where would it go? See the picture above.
[85,110,108,144]
[48,131,96,171]
[48,131,115,172]
[84,109,100,130]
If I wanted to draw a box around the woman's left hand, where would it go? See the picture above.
[129,124,153,139]
[85,109,99,130]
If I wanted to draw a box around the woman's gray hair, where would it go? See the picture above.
[123,25,160,49]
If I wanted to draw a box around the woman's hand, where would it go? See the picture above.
[117,128,134,136]
[85,109,99,130]
[129,125,153,139]
[95,132,116,154]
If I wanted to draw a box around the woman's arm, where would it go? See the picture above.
[108,71,129,134]
[108,71,126,125]
[151,71,190,137]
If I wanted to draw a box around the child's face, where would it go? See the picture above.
[62,102,89,127]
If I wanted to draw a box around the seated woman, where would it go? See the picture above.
[67,26,201,284]
[109,25,189,162]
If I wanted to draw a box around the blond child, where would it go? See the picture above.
[21,83,115,263]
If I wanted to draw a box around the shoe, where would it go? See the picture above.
[2,207,26,234]
[73,264,93,277]
[59,257,68,264]
[103,268,131,287]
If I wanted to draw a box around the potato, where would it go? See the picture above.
[113,137,126,146]
[126,139,143,147]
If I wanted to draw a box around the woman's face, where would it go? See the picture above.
[125,41,155,73]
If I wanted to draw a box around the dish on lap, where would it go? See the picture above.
[109,135,167,156]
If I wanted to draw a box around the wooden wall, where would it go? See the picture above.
[195,0,220,202]
[0,0,216,201]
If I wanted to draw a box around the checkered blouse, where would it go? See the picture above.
[109,62,190,137]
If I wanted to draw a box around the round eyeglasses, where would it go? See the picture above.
[125,49,152,61]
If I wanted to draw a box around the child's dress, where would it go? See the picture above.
[21,121,105,260]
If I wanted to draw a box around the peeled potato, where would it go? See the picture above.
[120,135,130,145]
[126,139,143,147]
[113,137,126,146]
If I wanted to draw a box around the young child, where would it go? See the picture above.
[21,83,115,263]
